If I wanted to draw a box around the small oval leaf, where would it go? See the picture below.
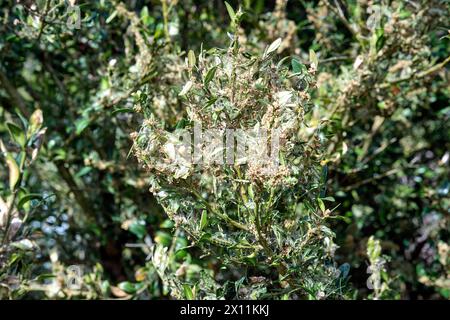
[188,50,196,68]
[266,38,282,56]
[309,49,318,68]
[183,284,194,300]
[6,154,20,191]
[200,210,208,231]
[179,80,193,96]
[118,281,136,294]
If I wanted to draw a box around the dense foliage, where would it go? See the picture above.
[0,0,448,300]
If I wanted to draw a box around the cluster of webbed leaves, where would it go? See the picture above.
[133,29,344,298]
[2,0,448,301]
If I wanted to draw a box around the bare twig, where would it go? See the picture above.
[342,168,400,192]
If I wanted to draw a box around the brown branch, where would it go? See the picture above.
[417,55,450,78]
[37,0,51,42]
[341,168,400,192]
[54,161,96,220]
[0,69,30,117]
[325,0,359,41]
[380,55,450,89]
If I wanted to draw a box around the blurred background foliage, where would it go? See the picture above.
[0,0,448,299]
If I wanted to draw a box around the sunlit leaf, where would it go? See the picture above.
[224,2,236,23]
[200,210,208,231]
[6,154,20,191]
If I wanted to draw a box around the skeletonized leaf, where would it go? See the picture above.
[8,217,22,239]
[0,138,6,153]
[309,49,318,68]
[266,38,282,56]
[342,142,348,155]
[179,80,193,96]
[188,50,196,68]
[11,239,36,251]
[29,109,43,136]
[353,55,364,70]
[276,91,292,106]
[31,127,47,163]
[110,286,130,298]
[226,32,235,41]
[371,115,385,133]
[0,195,8,228]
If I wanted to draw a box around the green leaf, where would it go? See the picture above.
[243,252,257,266]
[6,122,26,148]
[75,166,92,178]
[140,6,150,24]
[160,219,175,229]
[101,280,111,295]
[6,154,20,191]
[155,231,172,246]
[35,273,57,282]
[129,220,147,239]
[200,210,208,231]
[18,193,42,209]
[291,58,303,74]
[398,10,412,19]
[75,118,90,135]
[247,184,254,200]
[224,2,236,23]
[112,108,134,116]
[183,284,194,300]
[118,281,136,294]
[204,66,217,87]
[203,98,218,110]
[375,28,385,51]
[106,10,118,24]
[175,118,189,129]
[317,198,325,212]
